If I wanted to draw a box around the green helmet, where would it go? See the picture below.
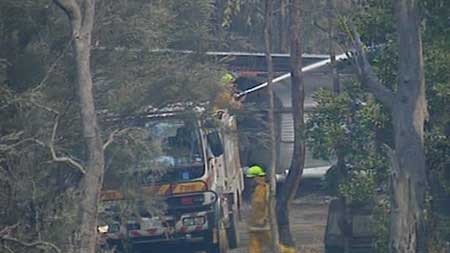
[246,165,266,178]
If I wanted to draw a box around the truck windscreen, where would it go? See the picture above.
[143,118,205,182]
[103,118,205,190]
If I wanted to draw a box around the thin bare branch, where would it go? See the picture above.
[0,131,24,142]
[103,129,120,150]
[0,138,45,153]
[31,39,73,93]
[313,21,328,33]
[103,127,135,150]
[28,99,60,115]
[2,99,85,173]
[351,25,395,109]
[49,114,86,174]
[1,244,14,253]
[0,236,61,253]
[103,127,149,150]
[0,40,71,111]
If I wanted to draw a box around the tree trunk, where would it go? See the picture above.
[213,0,225,41]
[75,41,105,253]
[276,0,305,249]
[264,0,280,252]
[327,0,340,95]
[279,0,289,53]
[54,1,105,253]
[389,1,428,252]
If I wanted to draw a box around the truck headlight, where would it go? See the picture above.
[97,225,109,233]
[183,218,195,226]
[194,216,205,225]
[183,216,206,226]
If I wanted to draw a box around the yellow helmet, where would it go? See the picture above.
[221,73,235,85]
[246,165,266,178]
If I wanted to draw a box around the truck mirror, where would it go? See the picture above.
[207,131,224,156]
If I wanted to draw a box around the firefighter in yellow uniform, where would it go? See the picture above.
[246,165,297,253]
[213,73,243,111]
[247,164,271,253]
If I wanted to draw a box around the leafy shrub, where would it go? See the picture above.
[338,170,376,206]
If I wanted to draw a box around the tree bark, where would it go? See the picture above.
[276,0,305,249]
[213,0,225,41]
[279,0,289,53]
[54,1,105,253]
[264,0,280,252]
[389,1,428,252]
[327,0,340,95]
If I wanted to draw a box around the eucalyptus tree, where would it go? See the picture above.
[276,0,306,251]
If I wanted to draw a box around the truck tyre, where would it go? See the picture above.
[226,209,240,249]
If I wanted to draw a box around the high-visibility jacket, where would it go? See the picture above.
[213,85,242,111]
[248,182,270,231]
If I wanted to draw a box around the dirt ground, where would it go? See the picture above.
[125,194,330,253]
[228,194,330,253]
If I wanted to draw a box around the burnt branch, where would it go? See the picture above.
[351,25,395,109]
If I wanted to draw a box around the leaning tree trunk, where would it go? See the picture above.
[276,0,305,250]
[389,0,428,252]
[264,0,280,252]
[54,1,105,253]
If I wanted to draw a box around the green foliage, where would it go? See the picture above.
[166,0,214,50]
[426,134,450,194]
[216,0,342,52]
[421,7,450,244]
[352,0,395,45]
[306,83,390,201]
[307,83,388,161]
[338,171,376,206]
[373,198,390,253]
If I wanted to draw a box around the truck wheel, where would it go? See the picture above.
[226,210,240,249]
